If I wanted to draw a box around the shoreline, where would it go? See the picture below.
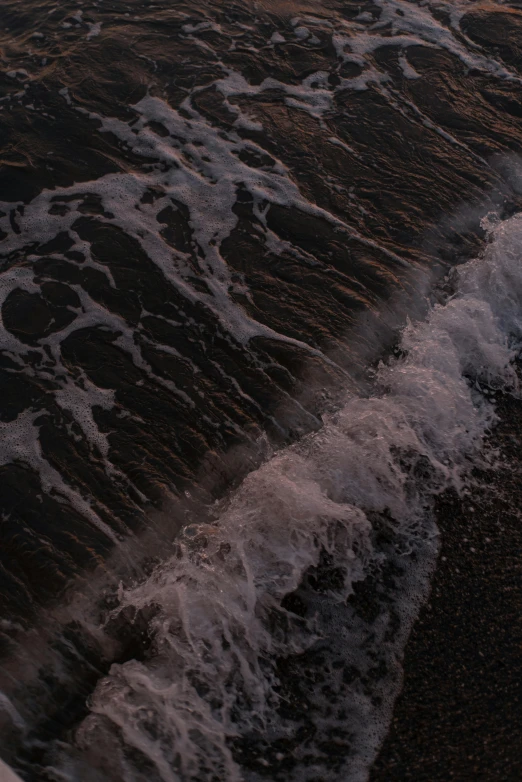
[369,388,522,781]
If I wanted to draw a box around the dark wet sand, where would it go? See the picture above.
[370,389,522,782]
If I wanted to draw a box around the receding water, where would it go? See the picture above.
[1,1,522,780]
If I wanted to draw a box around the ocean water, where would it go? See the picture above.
[1,0,522,780]
[28,211,522,782]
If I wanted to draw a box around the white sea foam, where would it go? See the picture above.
[1,4,522,777]
[0,70,413,538]
[43,213,522,782]
[347,0,519,82]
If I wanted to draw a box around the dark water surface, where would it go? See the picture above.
[1,1,522,779]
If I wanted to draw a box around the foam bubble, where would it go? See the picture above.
[50,212,522,781]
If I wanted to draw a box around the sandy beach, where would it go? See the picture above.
[370,388,522,781]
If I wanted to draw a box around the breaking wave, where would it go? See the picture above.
[33,212,522,782]
[2,1,522,779]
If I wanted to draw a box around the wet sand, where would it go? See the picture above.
[370,388,522,781]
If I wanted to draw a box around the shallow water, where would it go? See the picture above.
[1,1,522,780]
